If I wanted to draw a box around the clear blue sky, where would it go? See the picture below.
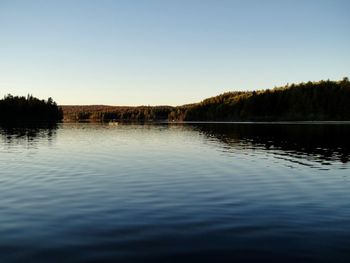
[0,0,349,105]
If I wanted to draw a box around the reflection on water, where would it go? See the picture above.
[0,123,350,263]
[0,123,58,147]
[2,122,349,165]
[191,123,350,167]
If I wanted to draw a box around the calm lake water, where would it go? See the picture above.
[0,123,350,262]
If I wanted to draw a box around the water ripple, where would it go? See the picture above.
[0,123,350,262]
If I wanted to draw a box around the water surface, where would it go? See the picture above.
[0,123,349,262]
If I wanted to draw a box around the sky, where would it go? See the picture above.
[0,0,349,106]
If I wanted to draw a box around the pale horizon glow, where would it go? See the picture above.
[0,0,349,106]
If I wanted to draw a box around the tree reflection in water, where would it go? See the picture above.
[0,123,58,147]
[191,123,350,165]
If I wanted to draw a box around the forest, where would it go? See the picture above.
[3,78,350,122]
[169,78,350,121]
[0,94,63,122]
[62,105,173,122]
[62,78,350,122]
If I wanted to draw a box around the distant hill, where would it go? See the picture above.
[169,78,350,121]
[61,105,173,122]
[0,94,63,123]
[60,78,350,122]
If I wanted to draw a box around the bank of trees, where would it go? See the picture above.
[17,78,349,123]
[0,94,63,122]
[62,105,173,122]
[169,78,350,121]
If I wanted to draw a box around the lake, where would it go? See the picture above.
[0,123,349,262]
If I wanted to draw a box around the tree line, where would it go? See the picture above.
[0,94,63,122]
[62,105,173,122]
[2,78,349,122]
[169,78,350,121]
